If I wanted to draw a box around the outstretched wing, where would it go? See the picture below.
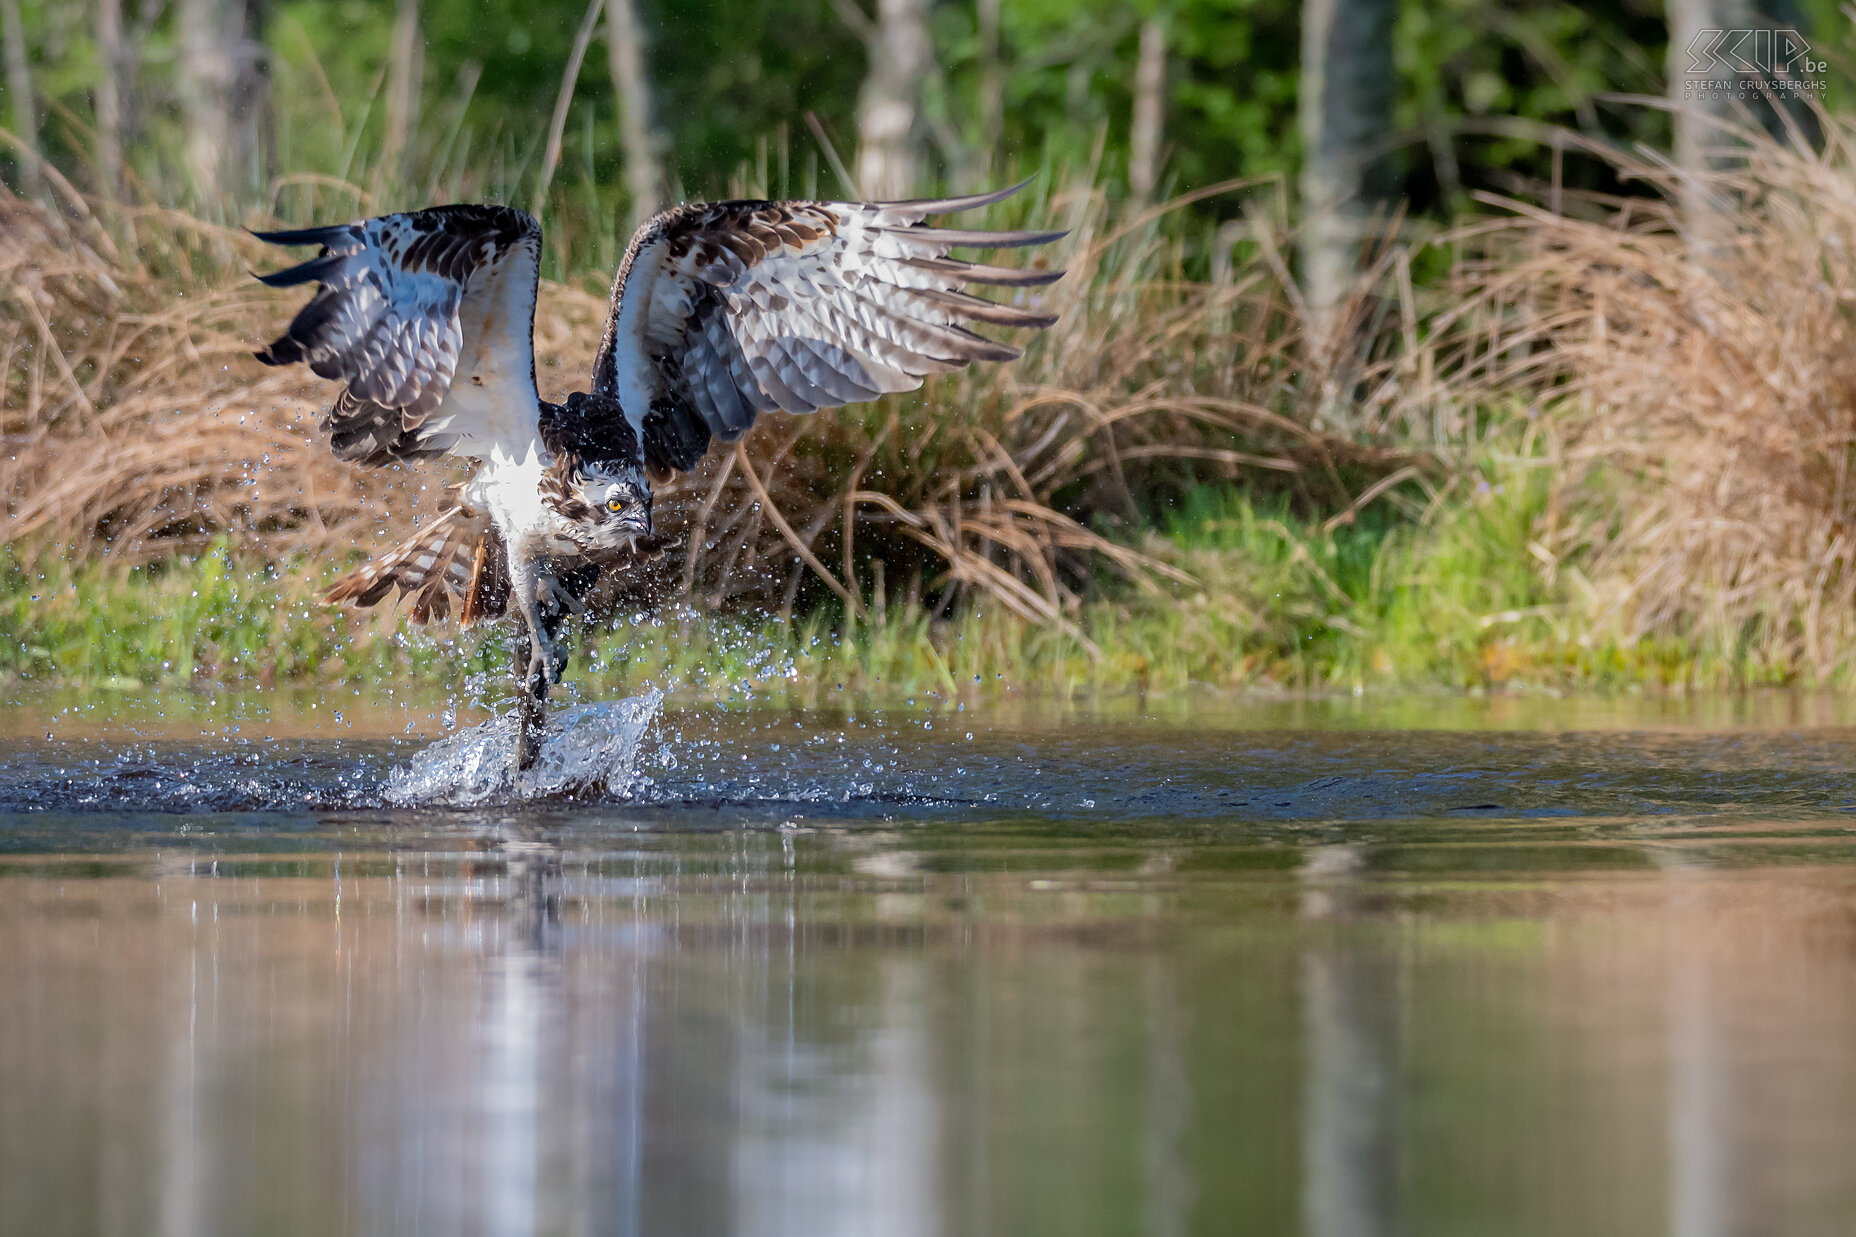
[253,204,543,466]
[588,181,1063,475]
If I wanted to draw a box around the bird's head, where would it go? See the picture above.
[584,462,654,541]
[542,453,653,551]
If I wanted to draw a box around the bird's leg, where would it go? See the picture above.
[534,568,575,686]
[509,556,596,770]
[508,554,565,694]
[540,573,587,619]
[507,552,556,771]
[511,619,545,771]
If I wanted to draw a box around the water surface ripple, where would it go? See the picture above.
[3,694,1855,1235]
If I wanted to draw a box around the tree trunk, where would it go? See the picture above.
[0,0,38,199]
[380,0,422,187]
[1668,0,1750,253]
[176,0,231,197]
[225,1,270,193]
[1129,19,1166,200]
[974,0,1002,179]
[176,0,267,202]
[604,0,661,232]
[116,0,159,160]
[96,0,124,199]
[1668,0,1816,256]
[853,0,931,200]
[1297,0,1397,347]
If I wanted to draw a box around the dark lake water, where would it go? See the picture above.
[4,688,1856,1235]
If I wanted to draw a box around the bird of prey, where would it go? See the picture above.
[253,183,1062,765]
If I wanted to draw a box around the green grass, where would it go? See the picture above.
[0,456,1776,702]
[0,540,493,690]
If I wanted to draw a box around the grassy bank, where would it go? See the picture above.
[0,453,1776,702]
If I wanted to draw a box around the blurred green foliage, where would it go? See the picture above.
[14,0,1850,226]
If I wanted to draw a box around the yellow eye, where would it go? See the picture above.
[606,497,625,513]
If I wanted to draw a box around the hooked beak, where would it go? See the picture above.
[618,508,652,537]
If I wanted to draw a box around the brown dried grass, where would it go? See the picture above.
[1456,115,1856,679]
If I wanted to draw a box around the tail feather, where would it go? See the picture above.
[459,528,510,625]
[325,505,501,626]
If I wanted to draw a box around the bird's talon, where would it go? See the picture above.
[529,634,567,688]
[539,575,585,617]
[525,644,551,693]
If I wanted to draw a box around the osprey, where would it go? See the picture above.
[253,182,1062,763]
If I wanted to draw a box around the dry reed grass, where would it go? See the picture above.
[1455,114,1856,680]
[2,174,1448,638]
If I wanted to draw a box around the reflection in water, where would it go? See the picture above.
[1301,845,1394,1237]
[1662,854,1728,1237]
[732,958,942,1237]
[159,892,201,1237]
[482,842,552,1237]
[1142,962,1191,1237]
[7,834,1856,1236]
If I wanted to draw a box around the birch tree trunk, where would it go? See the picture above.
[380,0,422,186]
[1129,19,1166,200]
[1668,0,1817,257]
[176,0,267,201]
[974,0,1002,179]
[227,1,269,189]
[96,0,124,199]
[0,0,38,199]
[117,0,157,158]
[1667,0,1751,255]
[177,0,231,196]
[604,0,661,232]
[1297,0,1396,349]
[853,0,931,200]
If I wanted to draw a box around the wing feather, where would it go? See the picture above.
[590,181,1063,472]
[686,318,755,437]
[740,334,811,413]
[253,204,543,466]
[323,501,492,624]
[894,254,1066,287]
[867,225,1067,253]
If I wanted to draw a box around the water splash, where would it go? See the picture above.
[385,690,663,806]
